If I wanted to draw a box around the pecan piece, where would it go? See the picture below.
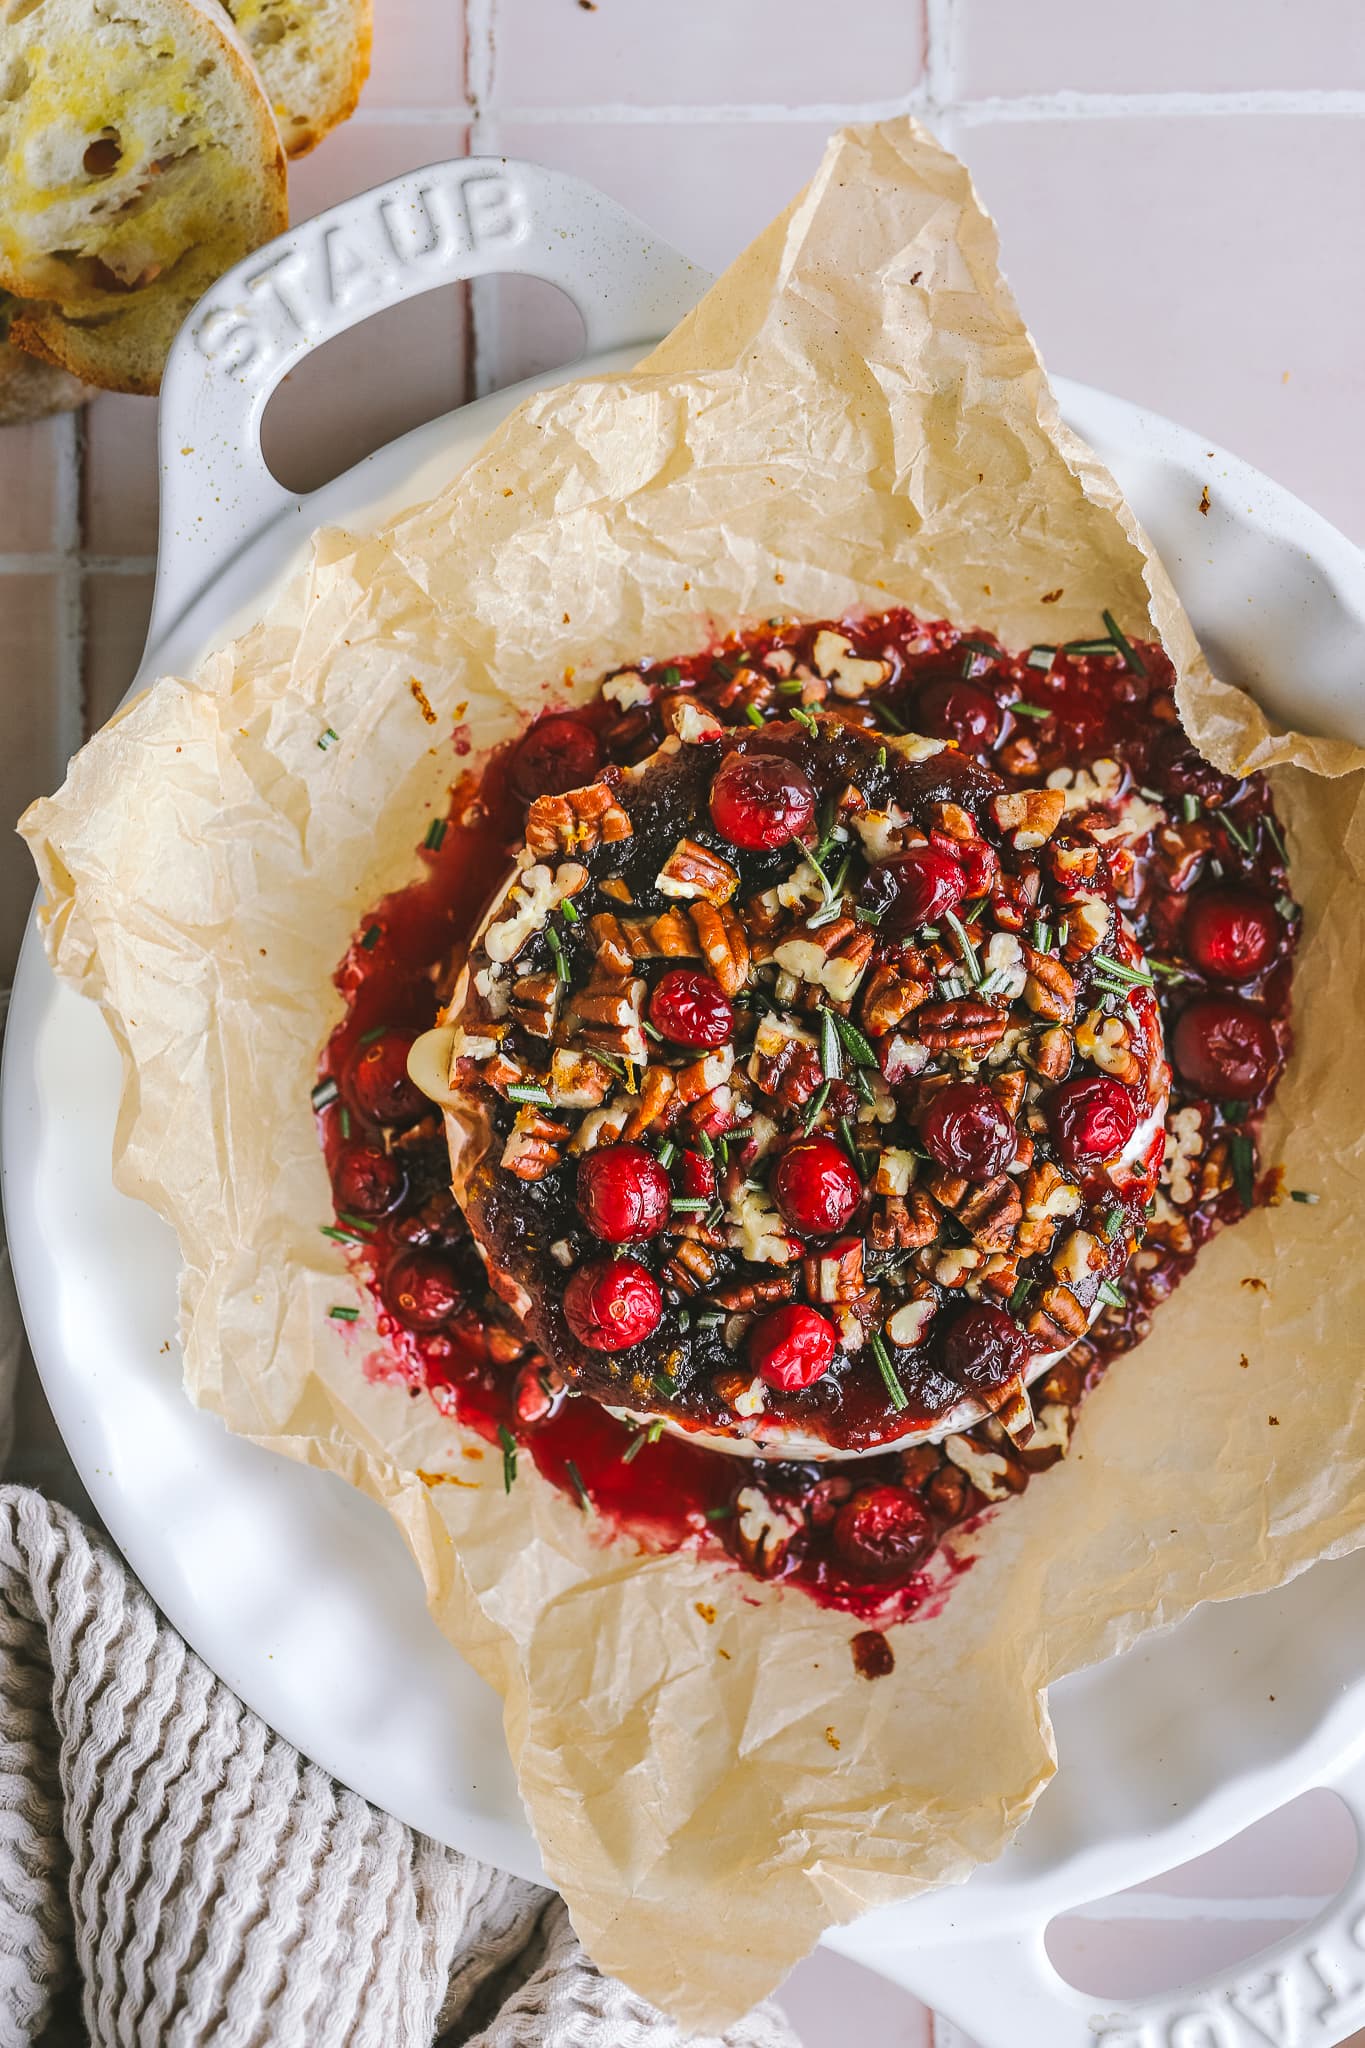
[870,1186,940,1251]
[656,837,739,906]
[802,1236,865,1305]
[501,1107,571,1182]
[957,1174,1023,1251]
[734,1487,803,1577]
[991,787,1066,850]
[663,1237,720,1293]
[569,974,647,1061]
[588,913,634,976]
[916,998,1009,1053]
[620,1067,676,1140]
[988,1066,1028,1120]
[508,971,560,1040]
[1030,1024,1074,1080]
[710,1273,797,1312]
[925,1166,970,1210]
[1076,1007,1140,1084]
[1032,1284,1088,1340]
[859,956,933,1038]
[1022,950,1076,1023]
[691,900,751,996]
[526,781,632,859]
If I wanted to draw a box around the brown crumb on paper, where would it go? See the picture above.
[1041,588,1063,604]
[1199,485,1211,516]
[1269,1416,1280,1426]
[417,1468,478,1488]
[1239,1353,1250,1369]
[850,1631,895,1680]
[695,1601,716,1625]
[409,678,437,726]
[1242,1276,1268,1293]
[825,1727,841,1751]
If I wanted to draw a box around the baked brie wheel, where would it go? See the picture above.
[413,713,1169,1460]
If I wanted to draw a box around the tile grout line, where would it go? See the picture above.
[464,0,502,399]
[0,555,157,576]
[50,409,86,765]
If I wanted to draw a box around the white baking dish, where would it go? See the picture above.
[4,159,1365,2048]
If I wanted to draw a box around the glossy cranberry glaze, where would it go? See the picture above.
[882,845,969,933]
[833,1485,934,1579]
[333,1142,407,1217]
[914,678,1003,749]
[384,1249,463,1331]
[941,1304,1033,1399]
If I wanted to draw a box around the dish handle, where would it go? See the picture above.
[150,157,707,648]
[858,1737,1365,2047]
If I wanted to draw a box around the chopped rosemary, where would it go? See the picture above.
[670,1197,710,1214]
[1262,812,1289,864]
[801,1079,832,1134]
[311,1077,339,1111]
[1180,792,1201,823]
[1064,637,1118,657]
[565,1460,593,1514]
[1008,1276,1033,1315]
[876,745,888,768]
[654,1373,678,1396]
[358,1025,387,1045]
[1229,1132,1256,1210]
[1216,807,1254,855]
[660,665,681,686]
[697,1129,715,1158]
[704,1504,732,1522]
[642,1019,663,1042]
[1147,957,1188,982]
[360,925,382,950]
[1010,701,1051,720]
[329,1304,360,1321]
[870,1332,909,1413]
[876,702,908,734]
[317,727,339,750]
[1101,609,1147,677]
[339,1106,351,1139]
[696,1311,725,1329]
[855,904,885,928]
[777,676,805,695]
[807,856,851,926]
[1091,953,1154,987]
[621,1429,648,1466]
[1031,917,1051,954]
[744,702,766,728]
[1026,646,1055,671]
[819,1009,843,1081]
[838,1115,863,1172]
[561,898,580,924]
[789,705,819,736]
[1290,1189,1319,1205]
[726,1125,755,1145]
[321,1224,366,1246]
[1102,1203,1125,1242]
[1097,1279,1127,1309]
[498,1423,518,1492]
[654,1138,678,1169]
[506,1082,553,1106]
[829,1008,878,1068]
[545,922,570,984]
[944,910,982,984]
[854,1068,876,1107]
[424,817,447,851]
[337,1211,378,1235]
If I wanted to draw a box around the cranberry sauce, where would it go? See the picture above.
[315,609,1298,1622]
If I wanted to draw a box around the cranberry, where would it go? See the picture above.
[1172,996,1278,1100]
[832,1486,933,1579]
[915,678,1003,750]
[941,1303,1031,1397]
[678,1148,716,1200]
[930,827,998,898]
[1183,887,1280,982]
[384,1249,463,1331]
[749,1304,838,1391]
[1049,1075,1139,1166]
[649,967,733,1049]
[883,845,968,933]
[709,749,816,850]
[347,1029,428,1127]
[576,1144,671,1243]
[563,1256,662,1350]
[332,1142,406,1217]
[509,714,602,803]
[771,1136,863,1237]
[919,1081,1017,1182]
[1150,725,1240,810]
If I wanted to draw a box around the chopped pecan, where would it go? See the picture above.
[773,919,875,1005]
[691,900,751,996]
[958,1175,1022,1251]
[525,780,632,859]
[1032,1284,1088,1340]
[988,1067,1028,1120]
[1030,1024,1074,1081]
[991,787,1066,850]
[599,877,633,903]
[802,1236,865,1304]
[1022,950,1076,1022]
[663,1238,720,1293]
[501,1107,571,1181]
[925,1166,970,1210]
[859,956,933,1038]
[675,1045,734,1107]
[1063,897,1112,959]
[549,1048,615,1108]
[588,914,634,977]
[710,1273,797,1312]
[569,975,646,1060]
[1047,839,1102,884]
[661,693,724,743]
[749,1029,823,1109]
[620,1067,676,1140]
[926,1465,968,1520]
[999,734,1040,778]
[594,907,699,967]
[1076,1007,1140,1085]
[811,629,893,696]
[656,837,739,906]
[916,998,1009,1053]
[931,802,977,842]
[993,1377,1036,1447]
[734,1487,803,1577]
[871,1186,941,1250]
[508,971,560,1040]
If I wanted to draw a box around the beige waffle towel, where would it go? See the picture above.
[0,1483,799,2048]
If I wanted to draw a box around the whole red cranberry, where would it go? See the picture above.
[930,827,998,897]
[771,1136,863,1237]
[332,1142,406,1216]
[384,1250,463,1331]
[749,1304,838,1391]
[1183,887,1280,983]
[915,678,1003,750]
[1049,1075,1139,1166]
[347,1029,428,1127]
[709,749,816,850]
[883,845,968,933]
[649,967,733,1049]
[677,1148,716,1200]
[833,1485,933,1579]
[919,1081,1017,1181]
[576,1145,671,1243]
[509,714,602,803]
[563,1256,662,1351]
[1172,997,1278,1100]
[942,1303,1031,1397]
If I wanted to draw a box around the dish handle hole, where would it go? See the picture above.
[470,274,587,396]
[1044,1788,1357,2001]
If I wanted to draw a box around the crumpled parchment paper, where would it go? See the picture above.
[20,119,1365,2029]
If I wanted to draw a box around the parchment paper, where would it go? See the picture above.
[20,119,1365,2029]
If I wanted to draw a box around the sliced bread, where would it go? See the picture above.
[220,0,372,158]
[0,0,288,394]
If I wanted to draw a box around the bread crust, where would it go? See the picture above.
[223,0,372,157]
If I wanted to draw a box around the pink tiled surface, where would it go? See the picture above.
[2,5,1364,2045]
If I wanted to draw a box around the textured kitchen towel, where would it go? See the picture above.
[0,1485,800,2048]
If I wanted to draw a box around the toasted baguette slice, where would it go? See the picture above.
[220,0,372,158]
[0,335,88,425]
[0,0,287,394]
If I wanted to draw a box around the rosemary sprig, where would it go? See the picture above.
[870,1332,909,1412]
[498,1424,518,1492]
[1101,609,1147,677]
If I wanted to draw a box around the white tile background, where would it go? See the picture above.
[2,3,1364,2043]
